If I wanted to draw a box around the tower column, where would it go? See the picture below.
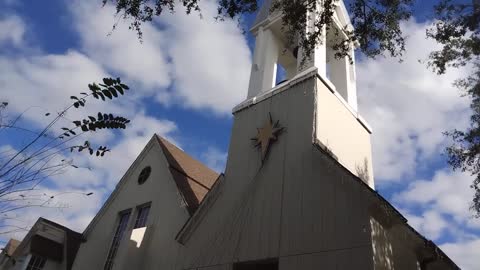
[247,27,281,99]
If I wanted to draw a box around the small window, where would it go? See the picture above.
[138,166,151,185]
[26,255,46,270]
[234,258,278,270]
[104,210,131,270]
[134,204,151,229]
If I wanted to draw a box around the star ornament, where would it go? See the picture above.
[251,113,285,162]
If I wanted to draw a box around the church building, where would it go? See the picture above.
[70,1,460,269]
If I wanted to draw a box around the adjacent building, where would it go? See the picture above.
[0,218,82,270]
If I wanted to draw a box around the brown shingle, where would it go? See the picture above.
[156,135,219,214]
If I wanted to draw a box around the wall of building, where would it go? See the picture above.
[315,77,374,187]
[71,140,191,270]
[175,76,374,270]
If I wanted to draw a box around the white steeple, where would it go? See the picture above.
[247,0,358,111]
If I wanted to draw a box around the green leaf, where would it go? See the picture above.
[114,85,124,95]
[120,84,129,90]
[78,100,85,107]
[88,116,96,122]
[61,127,69,131]
[103,78,113,86]
[109,87,118,97]
[45,113,50,116]
[81,125,88,132]
[69,130,76,135]
[70,96,79,100]
[98,112,103,120]
[73,102,79,108]
[73,121,81,127]
[97,92,105,101]
[102,90,112,99]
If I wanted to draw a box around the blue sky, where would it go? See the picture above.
[0,0,479,268]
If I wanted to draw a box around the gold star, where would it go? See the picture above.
[252,113,284,161]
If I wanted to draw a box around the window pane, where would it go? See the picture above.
[26,255,46,270]
[104,210,131,270]
[134,205,150,229]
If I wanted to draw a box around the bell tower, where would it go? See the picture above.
[236,0,374,187]
[247,0,358,111]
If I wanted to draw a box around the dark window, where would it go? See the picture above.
[104,210,131,270]
[234,258,278,270]
[138,166,151,185]
[26,255,46,270]
[134,204,151,229]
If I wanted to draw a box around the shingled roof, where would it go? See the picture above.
[156,135,219,215]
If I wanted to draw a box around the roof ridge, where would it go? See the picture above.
[155,134,218,175]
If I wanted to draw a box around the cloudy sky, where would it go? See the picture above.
[0,0,479,269]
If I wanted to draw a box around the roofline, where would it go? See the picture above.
[175,174,225,244]
[154,135,218,191]
[312,141,460,269]
[12,217,80,258]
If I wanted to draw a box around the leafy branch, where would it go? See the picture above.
[0,77,132,231]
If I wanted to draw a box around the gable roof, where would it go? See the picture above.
[156,135,219,215]
[83,134,219,238]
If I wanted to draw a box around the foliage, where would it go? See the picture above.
[427,0,480,216]
[0,78,131,234]
[103,0,414,61]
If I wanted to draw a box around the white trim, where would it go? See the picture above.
[233,66,318,113]
[233,68,373,134]
[250,12,283,34]
[316,73,373,134]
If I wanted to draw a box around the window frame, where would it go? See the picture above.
[103,209,132,270]
[133,202,151,229]
[26,254,47,270]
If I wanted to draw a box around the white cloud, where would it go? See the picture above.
[404,210,449,241]
[441,238,480,270]
[1,186,105,240]
[0,15,25,46]
[201,147,227,173]
[69,1,171,91]
[162,2,251,114]
[68,0,251,115]
[394,170,478,229]
[357,20,470,182]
